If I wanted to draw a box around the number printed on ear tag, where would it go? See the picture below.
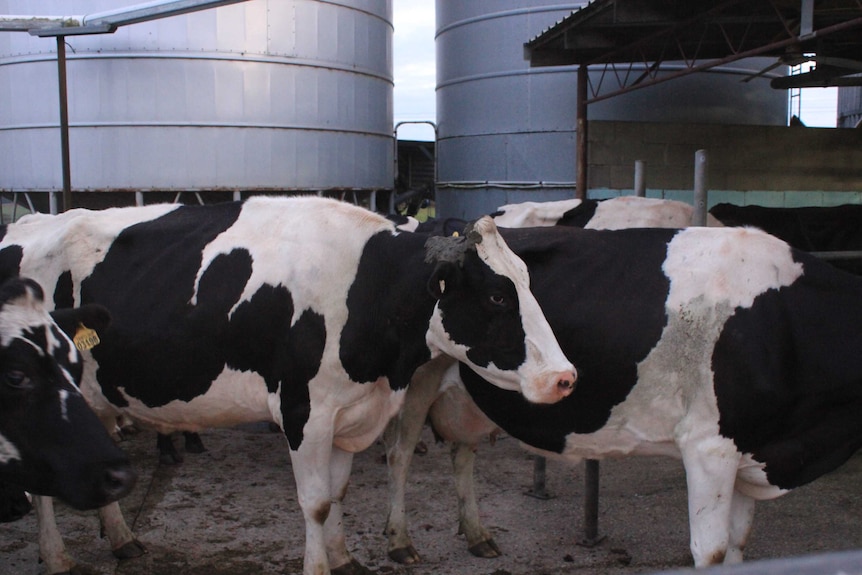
[73,323,100,351]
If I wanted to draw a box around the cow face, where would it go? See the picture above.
[0,278,136,510]
[425,217,576,404]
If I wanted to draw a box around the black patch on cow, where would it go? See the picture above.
[82,203,245,407]
[557,199,600,228]
[53,271,74,310]
[461,226,674,454]
[341,231,436,391]
[713,250,862,489]
[76,203,325,449]
[0,245,23,284]
[225,283,325,449]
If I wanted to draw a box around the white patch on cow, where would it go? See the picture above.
[0,291,51,349]
[734,455,789,500]
[394,216,420,232]
[560,227,803,462]
[663,227,803,311]
[111,366,274,433]
[6,204,180,308]
[587,196,724,229]
[192,197,392,330]
[0,433,21,463]
[58,389,71,422]
[493,199,584,228]
[331,381,407,453]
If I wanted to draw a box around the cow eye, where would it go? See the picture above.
[489,294,507,307]
[3,370,32,390]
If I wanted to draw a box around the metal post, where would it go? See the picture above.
[56,36,72,213]
[580,459,605,546]
[692,149,708,226]
[576,65,588,200]
[526,455,553,499]
[634,160,646,197]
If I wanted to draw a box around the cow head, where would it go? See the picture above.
[424,217,576,404]
[0,277,136,510]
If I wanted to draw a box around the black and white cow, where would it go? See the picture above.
[491,196,724,229]
[0,196,575,575]
[0,276,135,511]
[385,223,862,568]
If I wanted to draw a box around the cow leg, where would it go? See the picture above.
[382,408,424,564]
[680,436,741,567]
[725,490,755,564]
[451,441,500,558]
[34,496,77,575]
[183,431,206,453]
[289,435,338,575]
[157,433,183,465]
[325,448,372,575]
[98,501,146,559]
[382,356,454,564]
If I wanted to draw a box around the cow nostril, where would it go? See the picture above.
[102,465,137,499]
[557,372,576,392]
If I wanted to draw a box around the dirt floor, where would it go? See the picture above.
[1,423,860,575]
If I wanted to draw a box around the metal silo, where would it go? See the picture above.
[0,0,393,210]
[435,1,788,219]
[838,87,862,128]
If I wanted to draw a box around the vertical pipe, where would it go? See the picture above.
[583,459,601,544]
[634,160,646,197]
[526,456,551,499]
[56,36,72,213]
[576,65,588,200]
[135,191,144,206]
[692,149,708,226]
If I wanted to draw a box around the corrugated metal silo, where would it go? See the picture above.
[435,1,789,219]
[0,0,393,209]
[838,87,862,128]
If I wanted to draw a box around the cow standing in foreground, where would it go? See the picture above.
[385,223,862,568]
[0,196,575,575]
[0,276,135,510]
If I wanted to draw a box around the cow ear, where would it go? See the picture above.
[427,261,461,300]
[50,304,112,339]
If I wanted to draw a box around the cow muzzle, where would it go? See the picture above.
[524,367,577,404]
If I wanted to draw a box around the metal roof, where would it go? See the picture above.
[525,0,862,94]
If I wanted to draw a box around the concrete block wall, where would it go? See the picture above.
[588,121,862,207]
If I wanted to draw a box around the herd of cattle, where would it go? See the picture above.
[0,195,860,575]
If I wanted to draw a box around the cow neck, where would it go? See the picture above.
[340,230,438,392]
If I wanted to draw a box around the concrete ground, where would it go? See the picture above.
[1,423,860,575]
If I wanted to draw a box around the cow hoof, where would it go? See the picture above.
[388,545,421,564]
[331,558,374,575]
[112,539,147,560]
[469,538,502,558]
[183,432,206,454]
[159,451,183,465]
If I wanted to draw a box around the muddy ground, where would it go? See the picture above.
[1,423,860,575]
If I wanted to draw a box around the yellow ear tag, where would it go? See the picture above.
[452,231,459,237]
[73,323,100,351]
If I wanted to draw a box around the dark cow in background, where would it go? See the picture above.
[709,203,862,275]
[0,196,574,575]
[0,277,135,512]
[385,223,862,568]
